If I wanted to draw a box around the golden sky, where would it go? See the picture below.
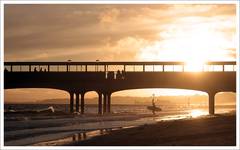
[5,4,236,62]
[4,4,237,103]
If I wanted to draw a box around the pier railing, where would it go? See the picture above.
[4,61,236,72]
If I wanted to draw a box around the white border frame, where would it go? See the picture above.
[0,0,239,150]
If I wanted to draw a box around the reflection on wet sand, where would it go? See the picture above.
[70,127,134,143]
[33,128,129,146]
[72,132,86,142]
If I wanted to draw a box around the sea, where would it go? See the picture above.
[4,104,236,146]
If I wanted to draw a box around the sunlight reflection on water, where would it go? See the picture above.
[190,109,208,118]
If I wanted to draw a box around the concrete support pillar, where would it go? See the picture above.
[75,93,80,112]
[80,93,85,114]
[98,93,103,115]
[107,93,111,113]
[69,92,74,113]
[103,93,107,114]
[208,92,215,115]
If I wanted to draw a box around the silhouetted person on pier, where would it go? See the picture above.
[40,68,43,72]
[4,68,8,72]
[107,71,114,79]
[34,67,37,72]
[116,70,121,79]
[44,68,47,72]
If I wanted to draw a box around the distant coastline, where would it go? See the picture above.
[5,95,236,105]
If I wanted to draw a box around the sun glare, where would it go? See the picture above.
[138,18,234,72]
[190,109,207,118]
[184,60,206,72]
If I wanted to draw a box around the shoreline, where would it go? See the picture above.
[66,112,236,146]
[4,110,236,146]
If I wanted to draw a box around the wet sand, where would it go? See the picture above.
[68,113,236,146]
[4,113,155,146]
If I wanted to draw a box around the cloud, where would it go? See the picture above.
[4,4,236,62]
[103,36,150,61]
[99,8,120,25]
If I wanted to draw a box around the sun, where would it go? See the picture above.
[171,28,219,72]
[138,19,232,72]
[183,54,206,72]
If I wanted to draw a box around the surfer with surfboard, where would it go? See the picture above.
[147,94,162,115]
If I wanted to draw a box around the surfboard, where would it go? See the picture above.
[147,106,162,111]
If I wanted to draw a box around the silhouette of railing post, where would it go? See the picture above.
[208,92,216,115]
[104,65,107,72]
[80,92,85,114]
[47,65,50,72]
[75,92,80,112]
[69,92,74,113]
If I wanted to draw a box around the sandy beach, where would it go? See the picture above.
[68,113,236,146]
